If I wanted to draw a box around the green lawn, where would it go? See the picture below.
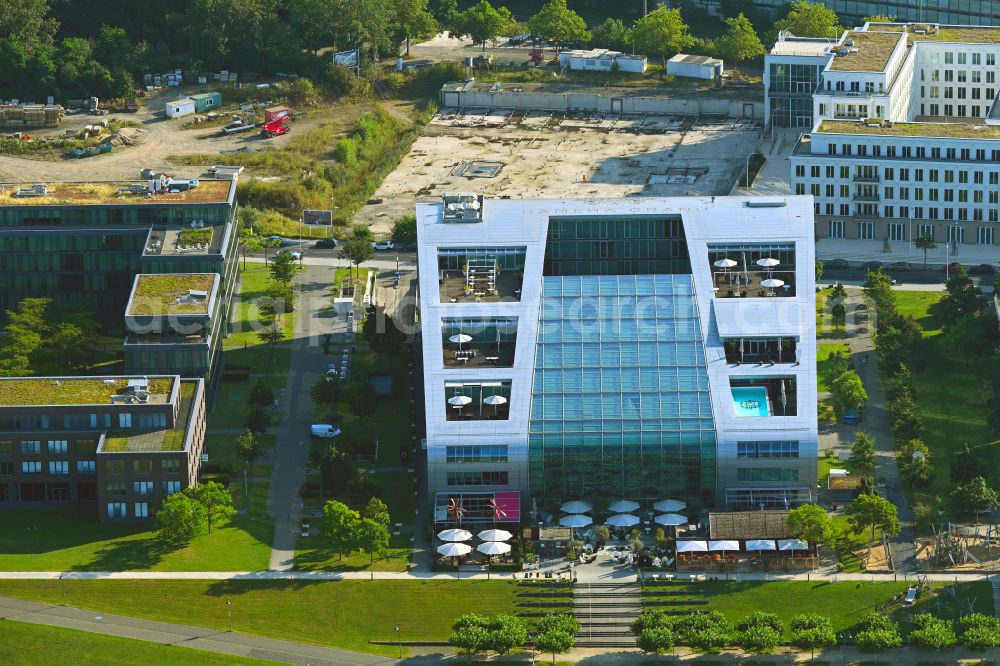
[817,451,841,485]
[210,373,287,430]
[0,508,271,572]
[643,580,991,637]
[815,289,844,339]
[895,290,945,336]
[204,434,276,478]
[0,580,521,657]
[0,620,276,665]
[294,533,412,571]
[225,262,295,350]
[818,342,852,392]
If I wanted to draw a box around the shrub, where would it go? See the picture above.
[854,611,901,651]
[960,613,1000,651]
[909,614,956,651]
[674,611,732,651]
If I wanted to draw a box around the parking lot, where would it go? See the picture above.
[357,108,763,232]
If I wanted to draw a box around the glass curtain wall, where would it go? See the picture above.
[543,216,690,276]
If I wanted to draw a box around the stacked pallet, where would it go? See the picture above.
[0,104,64,129]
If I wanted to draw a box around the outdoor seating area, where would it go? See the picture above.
[435,527,516,567]
[441,318,517,369]
[675,539,818,571]
[708,246,796,299]
[444,381,512,421]
[437,248,526,304]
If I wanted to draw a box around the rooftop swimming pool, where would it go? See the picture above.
[731,386,770,417]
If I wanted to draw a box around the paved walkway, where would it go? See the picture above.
[0,596,395,666]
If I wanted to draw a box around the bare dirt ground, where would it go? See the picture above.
[355,108,762,233]
[0,86,333,183]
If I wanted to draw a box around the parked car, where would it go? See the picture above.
[861,261,882,272]
[824,258,849,270]
[314,238,338,249]
[969,263,997,275]
[310,424,342,439]
[888,261,912,272]
[371,240,395,251]
[841,409,862,425]
[265,235,295,246]
[939,262,964,273]
[288,250,302,260]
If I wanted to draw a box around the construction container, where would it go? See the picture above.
[189,91,222,112]
[264,106,289,122]
[165,97,196,118]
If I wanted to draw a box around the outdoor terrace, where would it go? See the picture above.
[127,274,217,316]
[144,223,225,256]
[827,31,902,72]
[444,381,512,421]
[441,318,517,369]
[816,119,1000,139]
[0,376,175,407]
[0,180,232,206]
[101,381,197,453]
[439,270,523,304]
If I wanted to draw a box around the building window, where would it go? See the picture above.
[48,461,69,475]
[888,223,906,241]
[161,459,181,473]
[21,461,41,474]
[118,413,132,428]
[0,462,12,475]
[77,460,96,474]
[916,224,934,239]
[134,502,149,518]
[978,227,995,245]
[133,460,153,474]
[736,468,800,482]
[105,460,126,474]
[858,222,874,240]
[20,441,40,455]
[106,482,126,497]
[736,441,800,459]
[445,445,509,463]
[829,220,845,238]
[162,481,182,495]
[133,481,154,496]
[107,503,127,519]
[47,440,67,454]
[447,471,509,486]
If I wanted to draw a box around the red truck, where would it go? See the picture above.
[260,117,291,138]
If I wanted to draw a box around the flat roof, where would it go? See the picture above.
[0,376,176,407]
[908,25,1000,44]
[102,380,198,452]
[817,119,1000,139]
[769,37,833,57]
[127,274,218,316]
[0,180,233,206]
[828,31,902,72]
[669,53,723,65]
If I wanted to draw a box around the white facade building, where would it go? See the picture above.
[165,97,195,119]
[417,195,817,525]
[558,49,647,73]
[667,54,724,80]
[775,23,1000,253]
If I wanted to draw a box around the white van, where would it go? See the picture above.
[310,424,342,439]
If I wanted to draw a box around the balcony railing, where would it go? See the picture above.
[852,175,880,182]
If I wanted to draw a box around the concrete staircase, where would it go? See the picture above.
[572,582,642,648]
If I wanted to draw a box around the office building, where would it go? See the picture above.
[770,23,1000,249]
[0,375,206,521]
[698,0,1000,28]
[417,194,818,524]
[0,179,240,382]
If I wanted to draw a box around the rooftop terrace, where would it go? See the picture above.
[128,274,217,316]
[828,31,902,72]
[907,26,1000,44]
[0,376,175,407]
[817,119,1000,139]
[0,180,233,206]
[102,381,197,453]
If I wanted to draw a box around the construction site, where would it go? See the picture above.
[356,102,763,232]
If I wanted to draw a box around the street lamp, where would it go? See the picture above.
[227,596,233,632]
[395,623,402,658]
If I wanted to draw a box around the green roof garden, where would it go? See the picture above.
[0,180,232,206]
[0,377,175,407]
[817,119,1000,139]
[828,31,902,72]
[128,274,217,316]
[101,381,198,453]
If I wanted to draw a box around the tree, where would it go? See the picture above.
[737,612,782,653]
[485,614,528,655]
[450,615,490,661]
[713,13,764,64]
[453,0,514,52]
[363,308,407,354]
[0,297,49,376]
[528,0,590,50]
[362,496,391,527]
[674,611,732,650]
[393,0,438,55]
[155,492,207,547]
[940,266,984,328]
[391,214,417,246]
[266,280,295,315]
[951,476,999,522]
[815,259,825,282]
[631,5,694,65]
[909,614,956,651]
[637,626,675,654]
[960,613,1000,651]
[863,269,898,332]
[898,438,932,487]
[786,503,837,547]
[257,318,285,347]
[236,429,263,472]
[914,233,936,271]
[848,432,876,475]
[790,614,836,658]
[249,380,275,408]
[831,302,846,329]
[269,249,300,284]
[340,236,376,279]
[854,611,901,651]
[322,446,358,493]
[185,482,235,534]
[830,370,868,416]
[591,18,631,51]
[773,0,843,38]
[357,516,390,563]
[942,314,985,367]
[536,630,574,663]
[595,524,611,545]
[322,500,361,559]
[1,0,58,52]
[846,492,900,542]
[245,406,271,434]
[864,14,896,23]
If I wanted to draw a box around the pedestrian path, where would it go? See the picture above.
[572,582,641,648]
[0,596,394,666]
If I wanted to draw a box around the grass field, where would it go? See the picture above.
[0,620,275,665]
[0,507,271,572]
[226,263,296,349]
[294,533,412,571]
[204,433,276,478]
[818,342,852,393]
[642,580,991,636]
[895,290,945,336]
[0,580,522,657]
[815,288,843,339]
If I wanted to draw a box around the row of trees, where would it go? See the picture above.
[633,608,1000,654]
[0,297,99,377]
[155,481,236,547]
[320,497,392,562]
[450,612,579,662]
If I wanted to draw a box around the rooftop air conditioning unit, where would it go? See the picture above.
[836,48,850,56]
[844,39,855,46]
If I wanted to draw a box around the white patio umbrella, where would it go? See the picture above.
[653,499,686,513]
[654,513,687,526]
[560,500,592,514]
[756,257,780,269]
[606,514,640,528]
[608,499,640,513]
[448,395,472,406]
[745,539,776,552]
[438,528,473,542]
[761,278,784,296]
[713,258,738,269]
[478,529,513,542]
[483,394,508,417]
[676,540,708,553]
[560,514,593,528]
[449,333,473,350]
[437,542,472,557]
[709,540,741,552]
[778,538,810,551]
[477,541,512,555]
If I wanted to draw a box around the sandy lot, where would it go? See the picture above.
[357,109,762,233]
